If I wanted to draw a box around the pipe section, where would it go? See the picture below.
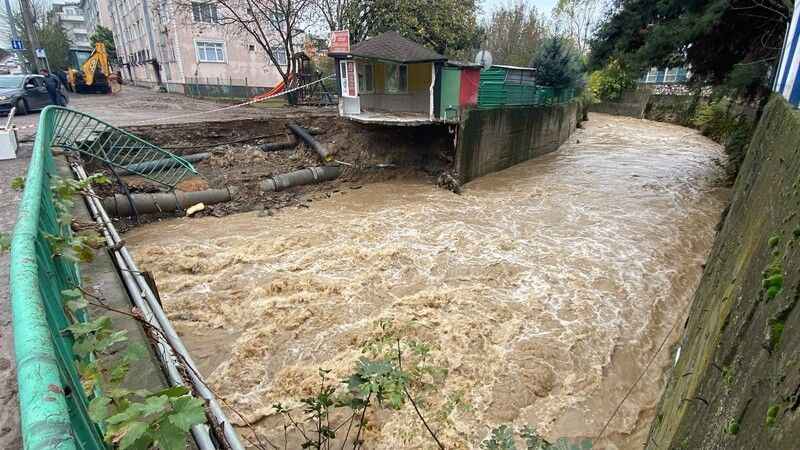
[260,166,341,192]
[260,135,297,152]
[74,164,217,450]
[118,152,211,176]
[287,123,333,162]
[101,187,236,217]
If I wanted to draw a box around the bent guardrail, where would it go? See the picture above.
[48,106,197,189]
[10,106,104,449]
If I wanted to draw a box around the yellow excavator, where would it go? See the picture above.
[67,42,119,94]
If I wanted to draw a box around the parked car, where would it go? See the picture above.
[0,74,68,115]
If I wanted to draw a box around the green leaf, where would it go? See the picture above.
[88,395,113,422]
[0,232,10,253]
[152,420,187,450]
[124,343,148,363]
[66,299,89,313]
[10,176,24,190]
[61,288,83,299]
[168,395,207,432]
[118,421,148,449]
[140,395,171,417]
[65,316,111,337]
[153,385,191,398]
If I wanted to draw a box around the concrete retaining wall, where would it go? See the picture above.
[455,101,582,182]
[588,90,649,117]
[647,95,800,449]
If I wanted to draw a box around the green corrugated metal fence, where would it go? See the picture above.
[9,106,201,449]
[477,67,576,109]
[10,106,106,449]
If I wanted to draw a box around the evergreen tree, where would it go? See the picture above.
[530,37,583,89]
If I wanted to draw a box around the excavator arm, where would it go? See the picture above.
[82,43,111,86]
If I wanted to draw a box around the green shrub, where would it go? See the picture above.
[587,59,635,102]
[692,97,755,178]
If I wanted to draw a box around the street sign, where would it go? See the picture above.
[329,30,350,54]
[35,48,46,58]
[10,39,23,50]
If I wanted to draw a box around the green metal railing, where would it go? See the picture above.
[10,106,106,449]
[48,107,197,188]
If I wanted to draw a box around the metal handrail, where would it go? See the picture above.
[10,105,103,450]
[47,106,197,188]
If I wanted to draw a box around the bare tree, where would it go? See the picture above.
[553,0,603,55]
[176,0,315,86]
[483,1,548,67]
[311,0,381,44]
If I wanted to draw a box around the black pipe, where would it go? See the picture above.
[261,166,341,192]
[260,135,297,152]
[118,152,211,176]
[287,123,333,162]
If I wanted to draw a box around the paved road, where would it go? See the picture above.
[0,86,297,447]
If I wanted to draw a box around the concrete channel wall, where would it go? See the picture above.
[455,101,582,182]
[646,95,800,449]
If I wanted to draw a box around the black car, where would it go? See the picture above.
[0,74,68,115]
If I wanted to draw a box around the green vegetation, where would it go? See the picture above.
[480,424,591,450]
[10,176,24,190]
[692,98,755,176]
[589,0,789,96]
[43,173,207,449]
[725,418,740,435]
[90,25,117,61]
[530,37,584,89]
[768,320,785,351]
[722,366,734,386]
[761,235,784,302]
[587,59,635,102]
[766,404,779,427]
[329,0,482,59]
[0,232,9,253]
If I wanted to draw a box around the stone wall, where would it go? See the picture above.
[455,102,582,182]
[647,95,800,449]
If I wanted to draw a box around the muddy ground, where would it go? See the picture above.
[92,115,456,227]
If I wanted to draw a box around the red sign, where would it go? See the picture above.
[329,30,350,54]
[345,61,357,97]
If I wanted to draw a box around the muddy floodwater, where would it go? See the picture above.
[126,113,729,449]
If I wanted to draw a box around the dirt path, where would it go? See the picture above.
[13,85,331,141]
[125,113,731,449]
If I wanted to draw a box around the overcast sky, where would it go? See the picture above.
[480,0,560,21]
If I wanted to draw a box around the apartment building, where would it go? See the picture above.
[52,0,92,49]
[107,0,286,91]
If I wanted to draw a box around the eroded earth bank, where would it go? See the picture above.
[125,113,730,449]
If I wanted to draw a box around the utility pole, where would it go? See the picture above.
[3,0,21,71]
[18,0,40,72]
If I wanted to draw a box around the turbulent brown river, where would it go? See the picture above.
[126,113,729,449]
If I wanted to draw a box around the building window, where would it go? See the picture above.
[273,48,287,66]
[385,63,407,93]
[196,41,225,62]
[357,63,373,93]
[192,2,218,23]
[664,67,678,83]
[645,67,659,83]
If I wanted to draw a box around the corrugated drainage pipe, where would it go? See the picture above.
[102,187,237,217]
[287,123,334,162]
[261,166,341,192]
[117,152,211,176]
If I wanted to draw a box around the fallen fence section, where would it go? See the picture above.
[47,106,198,189]
[9,105,242,450]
